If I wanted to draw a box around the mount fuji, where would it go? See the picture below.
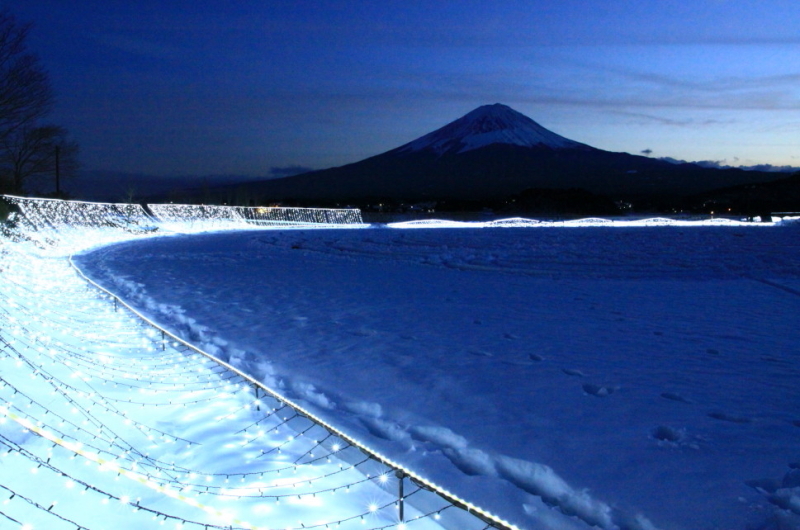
[396,103,590,154]
[203,104,788,208]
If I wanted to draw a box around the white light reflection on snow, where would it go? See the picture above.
[0,196,491,530]
[387,215,792,229]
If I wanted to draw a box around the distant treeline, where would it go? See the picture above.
[157,171,798,219]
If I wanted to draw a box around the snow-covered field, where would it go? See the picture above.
[1,198,497,530]
[72,218,800,530]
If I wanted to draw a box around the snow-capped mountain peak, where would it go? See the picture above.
[398,103,587,154]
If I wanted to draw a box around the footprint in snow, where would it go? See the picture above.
[504,333,519,340]
[652,425,684,443]
[745,477,782,493]
[761,355,790,365]
[528,353,544,362]
[661,392,693,404]
[562,368,585,377]
[708,411,751,424]
[582,383,616,397]
[502,360,538,367]
[784,468,800,488]
[745,466,800,496]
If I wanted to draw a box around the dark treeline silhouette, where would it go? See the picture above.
[0,9,79,196]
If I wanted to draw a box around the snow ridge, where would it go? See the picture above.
[85,271,662,530]
[398,103,588,154]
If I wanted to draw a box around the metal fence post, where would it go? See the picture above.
[396,470,405,522]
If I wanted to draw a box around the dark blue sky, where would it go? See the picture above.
[11,0,800,177]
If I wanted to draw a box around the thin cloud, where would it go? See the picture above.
[539,54,800,111]
[660,157,799,172]
[611,111,735,127]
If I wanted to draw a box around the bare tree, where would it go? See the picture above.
[0,10,77,195]
[0,10,53,142]
[0,125,79,194]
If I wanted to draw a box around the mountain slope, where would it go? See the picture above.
[396,103,590,154]
[207,104,789,206]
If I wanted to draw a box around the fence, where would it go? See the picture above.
[1,196,365,251]
[0,196,516,530]
[147,203,364,232]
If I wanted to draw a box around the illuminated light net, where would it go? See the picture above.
[387,216,783,229]
[0,196,365,255]
[0,196,510,530]
[1,196,156,255]
[148,204,365,233]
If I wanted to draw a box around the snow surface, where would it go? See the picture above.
[397,104,587,154]
[72,218,800,530]
[1,242,479,530]
[2,199,495,530]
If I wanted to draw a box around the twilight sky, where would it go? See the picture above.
[11,0,800,177]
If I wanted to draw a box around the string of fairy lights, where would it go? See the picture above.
[0,196,513,530]
[1,195,365,255]
[148,204,364,231]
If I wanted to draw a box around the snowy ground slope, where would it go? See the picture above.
[2,200,497,530]
[73,219,800,530]
[0,248,474,530]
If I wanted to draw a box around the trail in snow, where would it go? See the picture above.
[74,221,800,530]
